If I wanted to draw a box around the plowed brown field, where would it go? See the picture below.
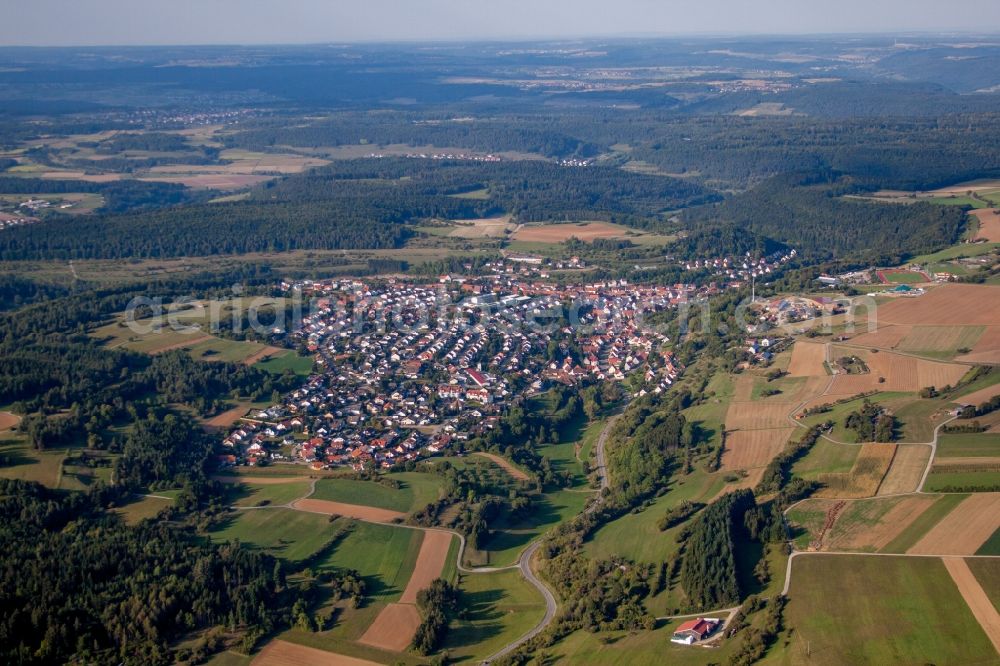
[252,640,382,666]
[725,401,795,430]
[787,342,828,377]
[399,530,453,604]
[971,208,1000,242]
[357,603,422,652]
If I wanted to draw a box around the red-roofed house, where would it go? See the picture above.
[670,618,719,645]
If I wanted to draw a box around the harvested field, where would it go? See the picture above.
[826,350,967,395]
[399,530,453,604]
[908,493,1000,555]
[971,208,1000,243]
[825,496,938,552]
[243,345,286,366]
[815,443,896,498]
[202,405,249,428]
[725,401,794,430]
[877,445,931,495]
[846,325,911,350]
[721,428,794,471]
[713,466,767,500]
[357,603,422,652]
[252,639,382,666]
[877,284,1000,327]
[0,411,19,431]
[897,326,985,355]
[512,221,635,243]
[472,452,530,481]
[447,215,513,239]
[787,342,828,377]
[291,498,405,523]
[732,374,754,401]
[956,325,1000,365]
[942,557,1000,654]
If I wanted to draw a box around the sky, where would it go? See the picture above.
[2,0,1000,46]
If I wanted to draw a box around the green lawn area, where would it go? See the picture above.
[797,391,933,443]
[209,508,335,563]
[443,569,547,663]
[937,433,1000,458]
[881,493,968,553]
[791,439,860,480]
[537,413,604,489]
[227,480,312,507]
[583,467,726,564]
[930,195,989,208]
[779,555,997,666]
[256,350,314,376]
[681,370,734,451]
[923,469,1000,492]
[310,472,443,513]
[787,501,828,550]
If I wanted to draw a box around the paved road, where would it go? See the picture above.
[481,406,625,663]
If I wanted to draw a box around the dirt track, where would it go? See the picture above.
[252,639,383,666]
[357,603,422,652]
[942,558,1000,654]
[291,498,405,523]
[908,493,1000,555]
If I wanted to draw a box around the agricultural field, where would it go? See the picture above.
[781,555,998,666]
[208,508,337,563]
[971,208,1000,242]
[937,433,1000,457]
[786,341,828,377]
[788,495,937,552]
[823,349,968,396]
[309,472,444,514]
[114,494,174,525]
[877,283,1000,327]
[725,400,795,430]
[225,478,312,508]
[791,439,860,480]
[721,427,794,472]
[924,466,1000,492]
[876,444,930,495]
[894,325,986,359]
[813,443,896,498]
[907,493,1000,555]
[0,434,72,488]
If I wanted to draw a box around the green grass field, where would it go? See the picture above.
[930,195,989,208]
[881,493,968,553]
[227,480,312,507]
[255,351,314,376]
[0,435,68,488]
[114,495,173,525]
[209,508,335,563]
[443,569,547,663]
[780,555,997,666]
[938,433,1000,457]
[315,520,424,602]
[791,439,861,480]
[310,472,444,513]
[975,527,1000,556]
[584,467,726,564]
[923,469,1000,492]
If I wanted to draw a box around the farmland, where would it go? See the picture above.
[813,443,896,498]
[781,555,998,666]
[208,508,337,563]
[908,493,1000,555]
[876,284,1000,327]
[788,496,937,552]
[309,473,445,514]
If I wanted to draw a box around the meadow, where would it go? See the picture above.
[780,555,997,666]
[310,472,444,513]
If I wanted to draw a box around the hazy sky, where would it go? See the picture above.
[2,0,1000,46]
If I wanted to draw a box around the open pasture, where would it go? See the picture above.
[782,554,998,666]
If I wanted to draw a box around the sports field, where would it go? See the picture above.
[783,554,998,665]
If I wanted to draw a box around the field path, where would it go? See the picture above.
[942,557,1000,655]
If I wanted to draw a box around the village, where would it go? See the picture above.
[219,270,704,471]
